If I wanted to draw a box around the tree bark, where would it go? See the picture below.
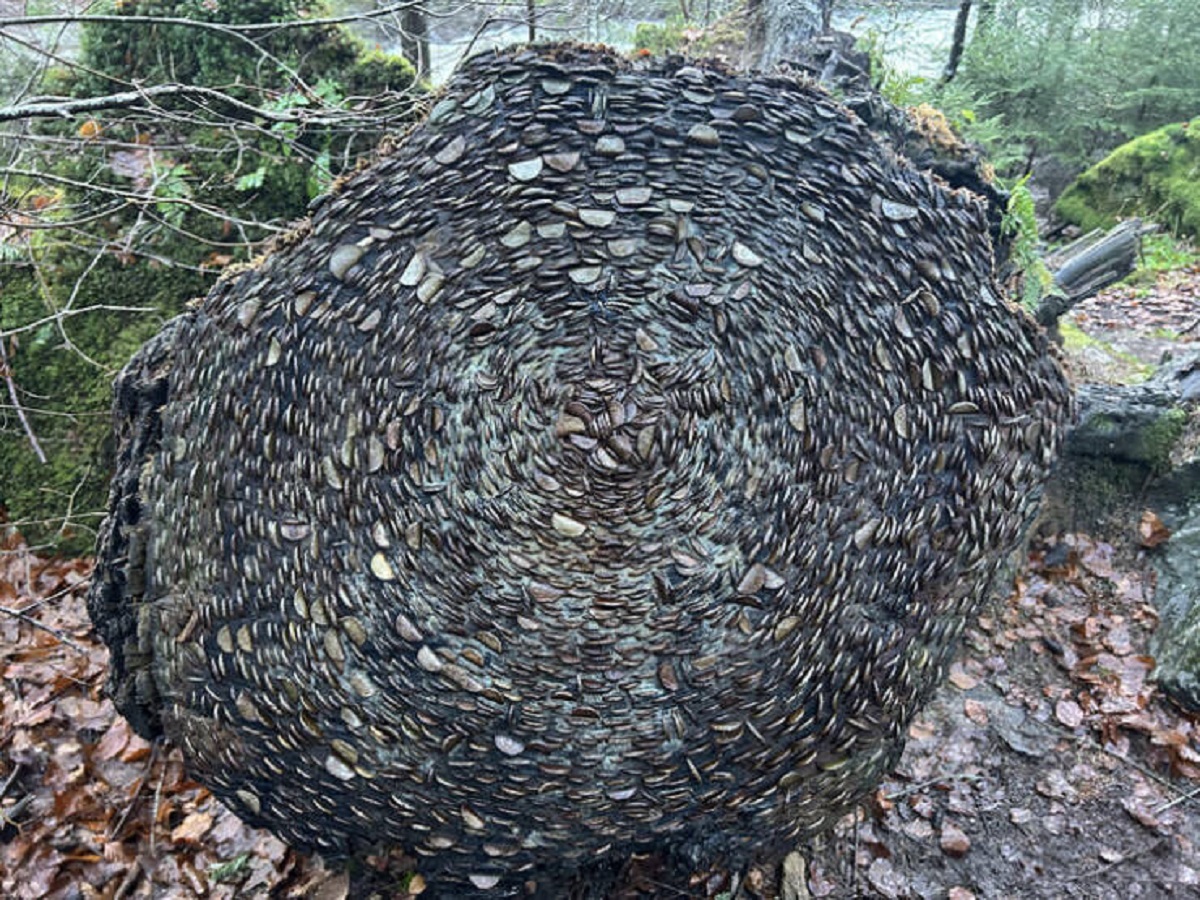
[1036,219,1148,326]
[400,8,429,80]
[941,0,972,84]
[746,0,825,70]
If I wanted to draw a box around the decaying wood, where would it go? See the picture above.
[1038,219,1150,326]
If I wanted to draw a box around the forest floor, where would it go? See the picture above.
[1,266,1199,899]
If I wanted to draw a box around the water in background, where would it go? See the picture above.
[413,2,964,85]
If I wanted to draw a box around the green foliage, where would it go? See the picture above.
[1001,175,1054,308]
[1,0,422,552]
[633,19,689,55]
[1134,233,1200,275]
[1055,117,1200,239]
[945,0,1200,173]
[859,31,929,107]
[343,46,418,97]
[76,0,311,97]
[1,260,204,554]
[209,853,252,884]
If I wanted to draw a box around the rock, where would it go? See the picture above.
[1043,352,1199,533]
[1150,511,1200,712]
[779,851,811,900]
[1056,115,1200,239]
[940,822,972,857]
[87,44,1070,892]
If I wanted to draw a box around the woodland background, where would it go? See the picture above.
[2,1,1199,897]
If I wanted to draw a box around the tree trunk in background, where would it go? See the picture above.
[746,0,825,70]
[400,8,430,80]
[527,0,537,42]
[942,0,972,84]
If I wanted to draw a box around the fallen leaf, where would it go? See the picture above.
[1138,510,1170,548]
[92,717,132,763]
[963,699,989,725]
[1122,797,1161,829]
[171,811,215,844]
[948,663,979,691]
[309,871,351,900]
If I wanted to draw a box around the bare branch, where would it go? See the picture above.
[0,4,433,36]
[0,333,47,464]
[3,82,337,124]
[0,9,310,97]
[3,167,288,232]
[0,304,159,342]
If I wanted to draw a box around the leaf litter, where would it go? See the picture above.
[2,520,1198,898]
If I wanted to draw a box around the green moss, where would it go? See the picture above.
[0,261,207,554]
[4,1,426,555]
[1144,407,1189,471]
[344,45,418,97]
[1055,117,1200,238]
[1058,320,1155,383]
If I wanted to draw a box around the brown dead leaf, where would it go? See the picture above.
[171,810,214,844]
[908,718,937,741]
[91,717,132,763]
[1138,510,1171,548]
[309,871,351,900]
[1079,537,1117,579]
[963,699,989,725]
[1122,796,1161,829]
[948,663,979,691]
[121,733,152,763]
[939,822,971,857]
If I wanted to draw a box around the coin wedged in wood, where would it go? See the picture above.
[88,43,1072,893]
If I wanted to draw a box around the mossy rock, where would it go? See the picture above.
[1055,116,1200,238]
[0,263,207,555]
[2,3,422,556]
[1151,512,1200,714]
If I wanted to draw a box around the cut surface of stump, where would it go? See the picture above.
[88,44,1072,892]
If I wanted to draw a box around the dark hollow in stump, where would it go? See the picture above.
[87,44,1073,894]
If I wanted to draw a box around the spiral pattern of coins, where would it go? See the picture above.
[89,44,1072,892]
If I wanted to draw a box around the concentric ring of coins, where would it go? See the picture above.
[90,44,1072,890]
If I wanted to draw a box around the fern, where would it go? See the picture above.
[1002,175,1053,309]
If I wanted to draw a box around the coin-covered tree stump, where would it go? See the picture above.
[88,44,1072,894]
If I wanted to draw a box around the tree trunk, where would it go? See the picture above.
[400,8,430,80]
[746,0,825,70]
[527,0,537,43]
[941,0,972,84]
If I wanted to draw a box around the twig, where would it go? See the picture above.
[110,743,159,841]
[0,794,32,828]
[0,334,46,463]
[0,81,355,124]
[884,771,984,801]
[0,303,158,341]
[0,763,22,800]
[0,603,86,653]
[150,749,167,856]
[1104,747,1200,812]
[1155,782,1200,814]
[0,4,432,35]
[1060,838,1166,883]
[112,860,144,900]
